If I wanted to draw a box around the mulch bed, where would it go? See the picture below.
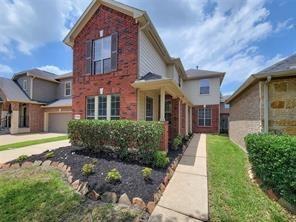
[11,146,182,203]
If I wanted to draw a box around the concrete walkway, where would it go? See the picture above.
[0,133,67,146]
[0,140,70,163]
[149,134,208,222]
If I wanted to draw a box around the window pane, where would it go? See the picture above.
[94,39,102,61]
[146,97,153,121]
[111,95,120,119]
[87,97,95,118]
[200,79,210,94]
[94,61,102,74]
[205,108,211,118]
[200,86,210,94]
[205,119,211,126]
[198,109,204,118]
[102,36,111,59]
[103,58,111,73]
[98,95,107,118]
[199,119,204,126]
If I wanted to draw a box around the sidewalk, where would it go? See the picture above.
[0,140,70,163]
[149,134,208,222]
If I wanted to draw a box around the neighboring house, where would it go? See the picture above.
[0,69,72,134]
[226,54,296,148]
[220,95,230,133]
[63,0,225,149]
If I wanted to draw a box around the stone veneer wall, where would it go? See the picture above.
[228,82,263,148]
[72,5,138,120]
[268,76,296,135]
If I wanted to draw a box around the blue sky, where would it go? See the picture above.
[0,0,295,95]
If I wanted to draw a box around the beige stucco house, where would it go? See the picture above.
[226,54,296,148]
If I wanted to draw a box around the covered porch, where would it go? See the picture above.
[132,78,193,142]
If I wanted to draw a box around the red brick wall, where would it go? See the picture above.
[73,5,138,120]
[180,103,186,136]
[160,121,169,152]
[29,104,44,133]
[171,98,180,139]
[192,104,219,133]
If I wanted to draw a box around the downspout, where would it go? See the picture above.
[263,76,271,133]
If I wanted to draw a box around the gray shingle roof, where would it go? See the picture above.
[55,72,72,80]
[43,98,72,108]
[140,72,162,80]
[0,77,31,103]
[13,69,58,82]
[259,54,296,73]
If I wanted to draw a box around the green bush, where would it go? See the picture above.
[17,155,28,163]
[82,163,95,176]
[172,135,182,150]
[105,169,122,184]
[68,120,164,166]
[142,167,152,180]
[45,151,55,159]
[245,133,296,205]
[153,151,169,168]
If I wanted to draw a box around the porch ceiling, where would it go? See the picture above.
[132,79,193,106]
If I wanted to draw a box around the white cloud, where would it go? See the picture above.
[0,64,13,77]
[38,65,71,75]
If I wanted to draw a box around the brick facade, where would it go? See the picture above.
[192,104,219,133]
[171,98,180,139]
[72,5,138,120]
[180,103,186,136]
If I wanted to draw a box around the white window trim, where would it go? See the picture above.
[145,96,153,121]
[89,95,120,120]
[64,81,72,97]
[92,36,112,75]
[198,108,212,127]
[23,79,28,91]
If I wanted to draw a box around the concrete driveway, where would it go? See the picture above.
[0,140,70,163]
[0,133,67,146]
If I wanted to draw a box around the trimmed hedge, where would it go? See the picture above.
[245,133,296,205]
[68,120,165,165]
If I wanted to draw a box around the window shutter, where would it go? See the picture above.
[111,32,118,71]
[85,41,92,74]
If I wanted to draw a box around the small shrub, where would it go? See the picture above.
[153,151,169,168]
[45,151,55,159]
[105,169,122,183]
[245,133,296,205]
[82,163,95,176]
[142,167,152,181]
[17,155,28,163]
[172,135,182,150]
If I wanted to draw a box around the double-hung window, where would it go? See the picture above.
[85,33,118,75]
[198,108,212,127]
[98,95,107,120]
[23,79,28,91]
[64,81,71,96]
[146,97,153,121]
[86,97,95,119]
[200,79,210,95]
[111,95,120,120]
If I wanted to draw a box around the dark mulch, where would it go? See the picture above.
[13,146,182,203]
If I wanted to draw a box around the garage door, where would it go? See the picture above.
[48,113,72,133]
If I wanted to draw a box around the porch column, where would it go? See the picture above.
[10,102,19,134]
[185,103,188,135]
[160,88,165,121]
[189,106,192,133]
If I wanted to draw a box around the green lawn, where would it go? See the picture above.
[0,135,68,151]
[207,135,291,222]
[0,166,81,222]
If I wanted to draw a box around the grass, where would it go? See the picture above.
[0,166,81,222]
[0,135,68,151]
[207,135,291,222]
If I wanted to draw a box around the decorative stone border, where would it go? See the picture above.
[0,135,193,215]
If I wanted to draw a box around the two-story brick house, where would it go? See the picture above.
[0,69,72,134]
[63,0,225,148]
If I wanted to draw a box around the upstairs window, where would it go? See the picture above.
[111,95,120,120]
[64,81,71,96]
[98,95,107,120]
[146,97,153,121]
[86,97,95,119]
[85,33,118,75]
[198,108,212,127]
[23,79,28,91]
[200,79,210,95]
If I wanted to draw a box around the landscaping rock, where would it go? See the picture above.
[266,189,279,201]
[101,192,117,203]
[163,176,169,186]
[57,162,65,169]
[80,183,90,196]
[146,201,156,214]
[42,160,52,167]
[67,175,73,184]
[51,161,59,168]
[33,160,42,166]
[1,163,10,169]
[10,163,20,169]
[132,197,146,209]
[255,177,263,186]
[71,180,81,190]
[87,190,100,201]
[22,161,33,168]
[159,183,166,193]
[62,165,68,173]
[278,198,296,214]
[118,193,131,206]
